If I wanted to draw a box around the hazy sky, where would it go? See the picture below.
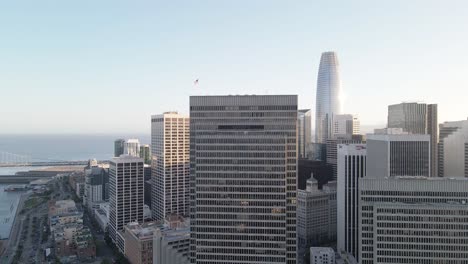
[1,1,467,134]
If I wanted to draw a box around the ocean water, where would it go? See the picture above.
[0,184,23,239]
[0,134,149,238]
[0,134,150,162]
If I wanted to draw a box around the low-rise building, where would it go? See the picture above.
[310,247,335,264]
[123,216,190,264]
[49,199,96,261]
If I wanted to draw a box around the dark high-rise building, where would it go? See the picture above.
[190,95,298,264]
[139,144,151,165]
[114,139,125,157]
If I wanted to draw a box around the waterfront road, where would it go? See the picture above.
[0,192,29,264]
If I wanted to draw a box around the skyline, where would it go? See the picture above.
[1,1,468,133]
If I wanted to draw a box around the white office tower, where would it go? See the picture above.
[298,109,312,159]
[366,133,430,178]
[315,51,342,143]
[359,177,468,264]
[124,139,141,157]
[190,95,298,264]
[310,247,335,264]
[332,114,360,136]
[337,144,366,260]
[438,119,468,177]
[388,102,438,176]
[297,178,336,264]
[151,112,190,221]
[108,155,144,251]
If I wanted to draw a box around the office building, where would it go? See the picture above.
[388,102,438,176]
[373,127,406,135]
[337,144,366,260]
[366,133,430,177]
[326,134,363,180]
[297,178,336,263]
[316,51,342,143]
[190,95,298,264]
[438,119,468,177]
[332,114,360,136]
[114,139,125,157]
[359,177,468,264]
[84,165,109,211]
[310,247,335,264]
[124,138,141,157]
[124,222,158,264]
[140,144,151,165]
[151,112,190,221]
[108,155,145,250]
[298,109,312,159]
[153,216,191,264]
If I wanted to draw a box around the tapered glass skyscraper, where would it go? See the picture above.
[315,51,342,143]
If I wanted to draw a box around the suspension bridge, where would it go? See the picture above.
[0,151,91,167]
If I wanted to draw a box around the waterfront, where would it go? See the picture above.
[0,185,24,239]
[0,166,50,176]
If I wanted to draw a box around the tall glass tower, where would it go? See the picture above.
[315,51,342,143]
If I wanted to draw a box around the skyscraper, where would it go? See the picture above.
[124,138,141,157]
[315,51,342,143]
[359,177,468,264]
[438,119,468,177]
[326,134,363,180]
[139,144,151,165]
[366,133,430,178]
[114,139,125,157]
[298,109,312,159]
[189,95,297,264]
[332,114,360,136]
[387,102,438,176]
[151,112,190,221]
[108,155,144,250]
[337,144,366,260]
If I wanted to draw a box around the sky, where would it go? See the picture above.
[1,0,467,134]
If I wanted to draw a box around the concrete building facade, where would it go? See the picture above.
[438,119,468,177]
[387,102,438,177]
[151,112,190,221]
[189,95,298,264]
[366,133,430,178]
[108,155,145,249]
[332,114,360,137]
[359,177,468,264]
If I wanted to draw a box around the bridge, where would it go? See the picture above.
[0,151,108,167]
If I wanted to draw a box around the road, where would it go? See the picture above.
[0,192,29,264]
